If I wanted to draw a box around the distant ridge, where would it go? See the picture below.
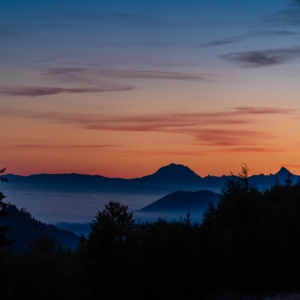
[138,190,219,213]
[2,163,299,195]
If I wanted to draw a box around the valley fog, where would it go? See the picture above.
[4,191,163,224]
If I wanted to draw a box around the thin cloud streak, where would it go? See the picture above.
[117,150,205,157]
[200,37,242,47]
[110,146,283,157]
[200,146,283,154]
[2,106,293,148]
[189,128,268,147]
[33,111,248,127]
[2,106,293,124]
[199,31,298,47]
[235,107,295,114]
[266,0,300,26]
[227,147,283,153]
[0,85,134,97]
[221,47,300,67]
[4,142,282,156]
[44,67,208,82]
[100,70,206,81]
[8,144,121,150]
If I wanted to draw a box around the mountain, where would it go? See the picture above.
[140,163,202,184]
[1,163,298,226]
[138,190,219,213]
[274,167,292,178]
[2,163,297,195]
[0,204,79,253]
[2,163,204,194]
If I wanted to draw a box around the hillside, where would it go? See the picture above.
[0,204,79,253]
[138,190,219,212]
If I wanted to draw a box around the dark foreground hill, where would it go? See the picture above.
[0,204,79,252]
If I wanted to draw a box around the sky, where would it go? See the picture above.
[1,0,300,178]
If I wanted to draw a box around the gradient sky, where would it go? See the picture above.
[1,0,300,178]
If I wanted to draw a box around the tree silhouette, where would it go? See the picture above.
[0,168,14,249]
[76,201,142,299]
[200,164,263,291]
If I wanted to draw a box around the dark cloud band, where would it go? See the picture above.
[221,47,300,67]
[44,67,207,82]
[198,31,297,48]
[0,85,134,97]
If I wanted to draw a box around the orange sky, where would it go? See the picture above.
[1,1,300,178]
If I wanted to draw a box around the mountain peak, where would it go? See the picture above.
[150,163,202,182]
[156,163,197,175]
[275,167,292,176]
[158,163,191,172]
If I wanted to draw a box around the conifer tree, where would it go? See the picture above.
[0,168,13,248]
[77,201,142,299]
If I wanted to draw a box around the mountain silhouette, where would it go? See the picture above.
[275,167,292,177]
[2,163,204,194]
[147,163,201,182]
[2,163,298,195]
[138,190,219,213]
[136,163,202,188]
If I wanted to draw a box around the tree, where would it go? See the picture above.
[200,164,263,291]
[76,201,142,299]
[0,168,14,249]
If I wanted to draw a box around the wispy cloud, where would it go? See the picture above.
[3,106,293,126]
[266,0,300,26]
[0,85,134,97]
[221,47,300,67]
[258,30,299,36]
[9,144,121,150]
[43,67,207,82]
[4,138,282,155]
[199,37,243,47]
[202,146,283,154]
[116,150,205,157]
[3,106,293,122]
[43,67,90,83]
[111,146,283,157]
[188,128,268,147]
[198,31,298,48]
[2,106,293,147]
[100,70,206,81]
[83,106,294,132]
[235,107,294,114]
[226,147,283,153]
